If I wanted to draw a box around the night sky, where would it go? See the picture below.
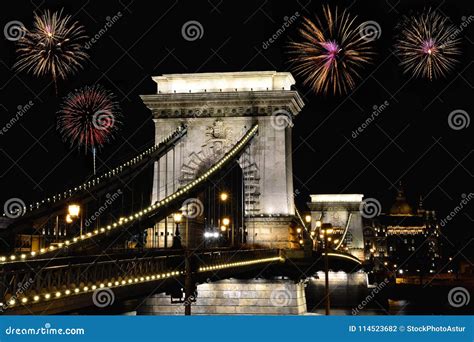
[0,0,472,255]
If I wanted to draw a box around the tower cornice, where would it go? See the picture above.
[140,90,304,119]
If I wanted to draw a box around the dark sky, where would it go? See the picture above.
[0,0,472,254]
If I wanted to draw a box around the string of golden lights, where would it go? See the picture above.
[0,125,258,264]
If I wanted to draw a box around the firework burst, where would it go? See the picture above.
[57,85,121,153]
[288,6,375,95]
[395,9,462,80]
[14,9,89,90]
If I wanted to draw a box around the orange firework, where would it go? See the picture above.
[395,9,462,80]
[288,6,375,95]
[14,9,89,91]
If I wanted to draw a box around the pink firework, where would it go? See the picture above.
[57,85,121,152]
[395,9,462,80]
[288,6,375,95]
[320,41,341,67]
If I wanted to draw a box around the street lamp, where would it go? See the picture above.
[296,227,303,247]
[222,217,230,226]
[172,213,182,248]
[321,223,333,315]
[305,215,311,223]
[67,204,81,236]
[68,204,80,218]
[219,192,228,201]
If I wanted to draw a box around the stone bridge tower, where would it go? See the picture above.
[140,71,304,248]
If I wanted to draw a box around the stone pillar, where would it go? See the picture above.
[141,71,305,249]
[245,216,298,249]
[137,279,307,315]
[307,194,365,260]
[305,271,370,309]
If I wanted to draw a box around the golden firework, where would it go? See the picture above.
[288,6,375,95]
[14,9,89,91]
[395,9,462,80]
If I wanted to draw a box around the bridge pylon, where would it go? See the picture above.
[141,71,304,249]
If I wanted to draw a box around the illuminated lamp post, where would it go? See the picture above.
[219,192,228,202]
[67,204,81,236]
[221,217,230,244]
[314,219,322,250]
[296,227,303,246]
[172,213,182,249]
[321,223,333,315]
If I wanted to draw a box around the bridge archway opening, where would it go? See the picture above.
[201,160,244,247]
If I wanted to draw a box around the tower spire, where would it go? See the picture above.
[417,195,425,215]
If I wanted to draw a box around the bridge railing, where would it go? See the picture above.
[196,249,282,272]
[0,253,184,309]
[0,247,282,313]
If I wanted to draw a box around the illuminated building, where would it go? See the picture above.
[363,186,441,273]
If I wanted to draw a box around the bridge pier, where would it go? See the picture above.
[245,216,300,249]
[141,71,305,250]
[137,279,307,315]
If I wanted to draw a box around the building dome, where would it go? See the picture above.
[389,187,413,215]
